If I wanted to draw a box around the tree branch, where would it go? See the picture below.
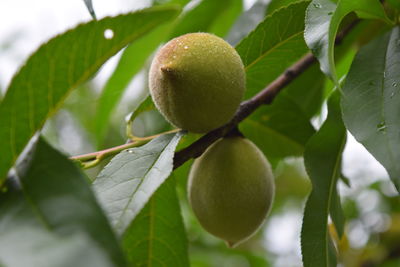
[70,20,359,169]
[173,20,359,169]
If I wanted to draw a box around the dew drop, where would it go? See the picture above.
[128,149,133,153]
[377,121,387,133]
[390,91,395,98]
[313,3,322,8]
[104,29,114,40]
[184,45,189,49]
[392,82,397,87]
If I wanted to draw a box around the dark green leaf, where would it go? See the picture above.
[170,0,242,38]
[0,190,117,267]
[305,0,390,84]
[95,23,174,144]
[93,132,183,235]
[341,27,400,191]
[240,95,315,159]
[236,1,310,99]
[330,185,345,237]
[122,177,189,266]
[301,91,346,267]
[83,0,97,19]
[17,137,125,266]
[0,6,181,183]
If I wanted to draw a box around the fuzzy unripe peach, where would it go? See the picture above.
[149,33,245,133]
[188,136,275,247]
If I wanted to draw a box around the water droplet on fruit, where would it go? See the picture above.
[313,3,322,8]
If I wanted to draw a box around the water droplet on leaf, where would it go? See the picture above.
[377,122,387,133]
[313,3,322,8]
[103,29,114,40]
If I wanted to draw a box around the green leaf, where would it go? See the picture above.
[93,132,183,235]
[304,0,390,84]
[95,23,174,144]
[330,185,345,237]
[170,0,242,38]
[267,0,306,14]
[122,177,189,266]
[17,137,125,266]
[301,91,346,267]
[341,27,400,191]
[0,190,117,267]
[240,95,316,160]
[0,6,181,183]
[83,0,97,19]
[0,137,125,266]
[280,64,325,119]
[236,1,310,99]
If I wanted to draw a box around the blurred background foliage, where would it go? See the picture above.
[1,0,399,266]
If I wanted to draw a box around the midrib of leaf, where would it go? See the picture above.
[116,141,170,231]
[324,135,346,266]
[379,42,397,170]
[244,119,305,150]
[244,31,304,71]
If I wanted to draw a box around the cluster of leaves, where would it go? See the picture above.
[0,0,399,266]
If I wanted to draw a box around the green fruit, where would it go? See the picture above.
[188,136,275,247]
[149,32,246,133]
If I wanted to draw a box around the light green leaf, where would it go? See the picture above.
[341,27,400,191]
[95,23,174,144]
[83,0,97,19]
[0,6,181,183]
[236,1,310,99]
[301,91,346,267]
[122,177,189,266]
[0,191,116,267]
[305,0,390,84]
[93,132,183,235]
[170,0,242,38]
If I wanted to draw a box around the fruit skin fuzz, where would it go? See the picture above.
[188,136,275,247]
[149,32,246,133]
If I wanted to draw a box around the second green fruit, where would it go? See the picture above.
[188,136,275,247]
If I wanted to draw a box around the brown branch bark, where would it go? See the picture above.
[173,20,359,169]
